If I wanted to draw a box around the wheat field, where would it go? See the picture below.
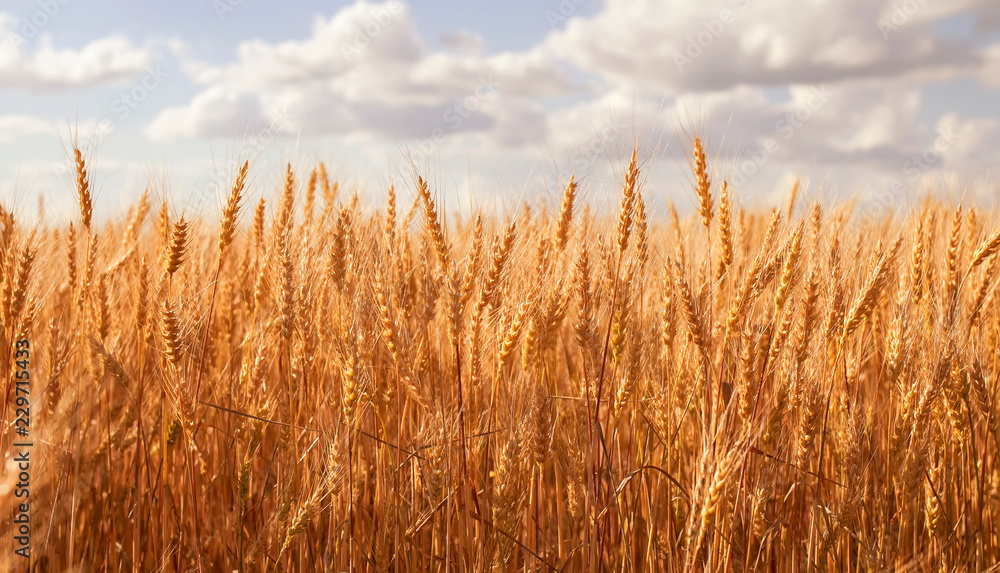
[0,139,999,571]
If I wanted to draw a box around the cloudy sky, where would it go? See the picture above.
[1,0,999,221]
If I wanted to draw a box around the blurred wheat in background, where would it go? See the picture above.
[1,137,1000,571]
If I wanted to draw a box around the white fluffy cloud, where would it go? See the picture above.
[0,115,53,142]
[934,112,1000,168]
[143,86,266,140]
[539,79,937,196]
[0,13,151,91]
[131,0,1000,203]
[541,0,991,94]
[146,1,573,142]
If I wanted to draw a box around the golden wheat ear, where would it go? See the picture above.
[218,160,249,254]
[692,137,712,232]
[73,147,93,232]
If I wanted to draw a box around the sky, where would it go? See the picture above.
[1,0,999,223]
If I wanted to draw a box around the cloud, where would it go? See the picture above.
[0,13,152,91]
[533,76,973,203]
[438,30,486,56]
[934,112,1000,167]
[541,0,990,93]
[132,0,1000,204]
[0,115,53,142]
[981,6,1000,31]
[983,43,1000,87]
[146,1,574,142]
[146,86,267,140]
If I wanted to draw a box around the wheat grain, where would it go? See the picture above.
[554,176,577,255]
[219,160,249,254]
[14,136,1000,571]
[693,137,712,231]
[73,147,93,231]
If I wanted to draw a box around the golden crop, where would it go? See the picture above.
[1,138,998,571]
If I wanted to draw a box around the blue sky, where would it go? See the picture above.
[0,0,582,54]
[1,0,999,222]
